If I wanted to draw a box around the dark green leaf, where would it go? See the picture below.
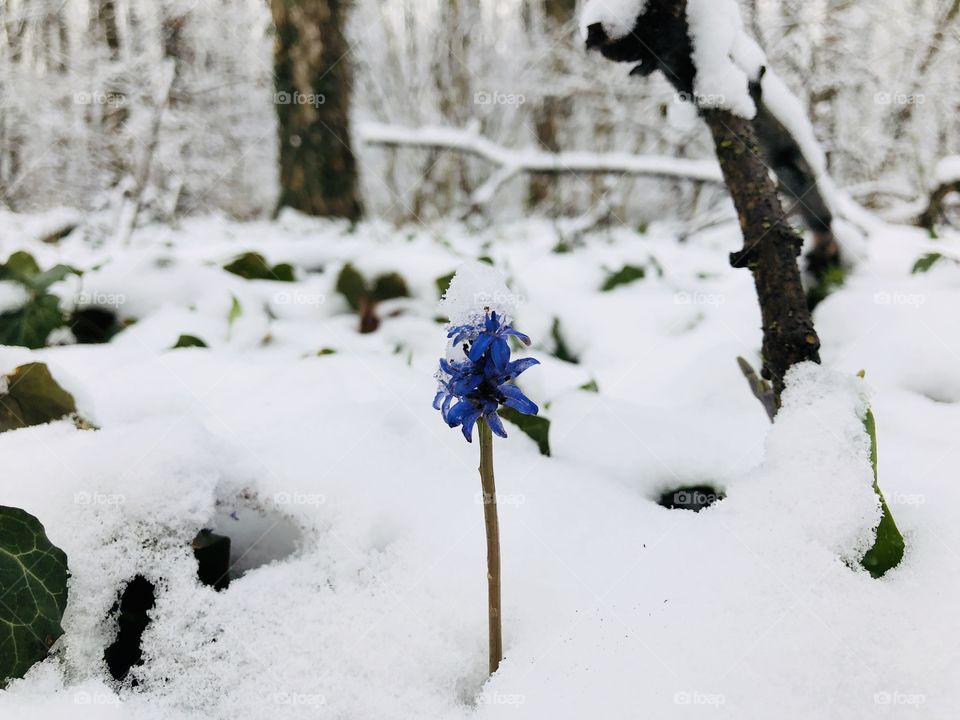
[223,252,294,282]
[601,265,646,292]
[500,407,550,457]
[30,265,76,293]
[579,379,599,393]
[860,408,905,578]
[1,252,40,278]
[550,317,579,364]
[0,295,65,350]
[911,252,943,274]
[0,363,78,432]
[0,506,69,687]
[172,334,208,349]
[270,263,296,282]
[435,272,455,298]
[335,263,368,311]
[371,272,409,303]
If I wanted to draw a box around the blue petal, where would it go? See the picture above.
[446,400,476,427]
[461,411,479,442]
[452,372,483,395]
[432,390,445,411]
[490,337,510,372]
[505,357,540,379]
[485,410,508,438]
[499,383,538,415]
[441,393,454,422]
[468,333,494,361]
[505,328,532,346]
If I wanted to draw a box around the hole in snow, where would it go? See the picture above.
[104,575,156,683]
[657,485,725,513]
[203,491,305,583]
[192,529,232,591]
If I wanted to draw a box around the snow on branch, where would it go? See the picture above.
[919,156,960,229]
[359,122,723,214]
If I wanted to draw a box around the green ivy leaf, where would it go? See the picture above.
[223,252,294,282]
[0,253,77,348]
[601,265,646,292]
[1,251,41,278]
[335,263,368,311]
[579,379,599,393]
[550,317,579,364]
[271,263,296,282]
[860,407,905,578]
[227,295,243,339]
[435,272,455,298]
[0,506,69,687]
[500,407,551,457]
[371,272,409,303]
[172,334,208,349]
[0,363,78,433]
[911,252,943,274]
[0,294,64,349]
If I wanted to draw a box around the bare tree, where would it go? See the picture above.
[271,0,361,220]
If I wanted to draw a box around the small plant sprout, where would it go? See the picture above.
[433,262,540,676]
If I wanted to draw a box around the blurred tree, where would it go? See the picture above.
[271,0,361,220]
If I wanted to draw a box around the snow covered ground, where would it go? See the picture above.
[1,210,959,718]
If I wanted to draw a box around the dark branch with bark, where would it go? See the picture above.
[585,0,821,405]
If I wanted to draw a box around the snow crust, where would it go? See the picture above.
[0,211,958,718]
[579,0,648,41]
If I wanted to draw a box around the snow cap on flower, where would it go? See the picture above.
[440,261,519,330]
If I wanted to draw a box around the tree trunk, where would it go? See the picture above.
[703,109,821,400]
[271,0,361,220]
[585,0,821,405]
[93,0,121,61]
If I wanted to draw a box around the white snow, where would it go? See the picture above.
[0,212,959,718]
[441,261,518,328]
[579,0,648,41]
[934,155,960,185]
[685,0,763,118]
[0,280,30,313]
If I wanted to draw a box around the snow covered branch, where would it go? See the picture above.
[919,156,960,229]
[359,122,723,214]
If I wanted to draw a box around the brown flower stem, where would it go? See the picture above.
[478,419,502,675]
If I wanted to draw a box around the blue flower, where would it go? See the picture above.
[435,312,539,442]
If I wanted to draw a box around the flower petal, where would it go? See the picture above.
[461,411,479,442]
[446,400,476,427]
[452,372,483,395]
[468,333,494,361]
[490,337,510,372]
[485,410,508,438]
[505,357,540,378]
[499,383,538,415]
[505,328,532,346]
